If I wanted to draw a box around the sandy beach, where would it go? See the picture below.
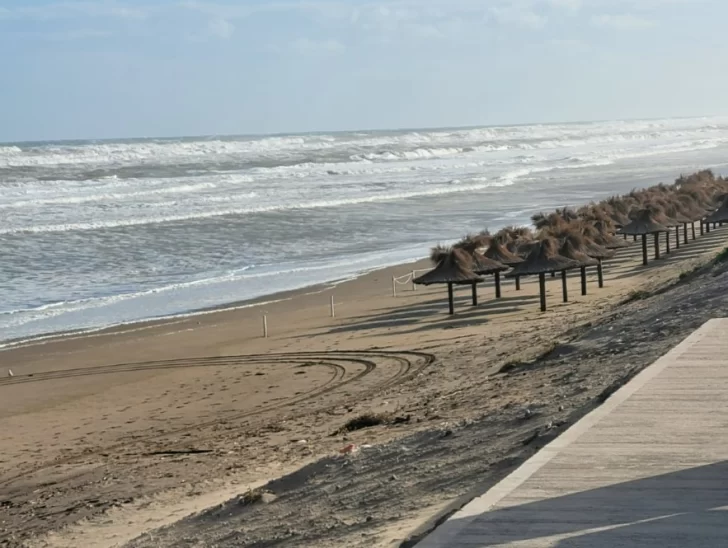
[1,219,726,548]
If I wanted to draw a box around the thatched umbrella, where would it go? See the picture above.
[454,233,491,254]
[617,208,669,265]
[559,235,598,296]
[662,202,695,246]
[582,239,615,289]
[705,196,728,225]
[651,206,682,254]
[592,220,631,250]
[471,253,509,299]
[484,240,524,290]
[507,239,580,312]
[414,248,483,315]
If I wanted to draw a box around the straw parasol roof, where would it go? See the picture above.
[617,207,669,235]
[510,239,540,259]
[414,248,483,286]
[454,233,491,254]
[508,238,580,277]
[705,196,728,224]
[483,240,524,266]
[558,235,598,267]
[590,221,631,249]
[470,252,509,275]
[582,239,615,260]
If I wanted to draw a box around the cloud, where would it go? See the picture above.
[207,17,234,39]
[548,0,581,11]
[291,37,345,54]
[1,1,148,20]
[57,29,114,40]
[591,13,656,29]
[490,6,547,29]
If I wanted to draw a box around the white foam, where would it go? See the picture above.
[4,115,728,344]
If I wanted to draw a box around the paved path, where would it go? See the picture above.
[419,318,728,547]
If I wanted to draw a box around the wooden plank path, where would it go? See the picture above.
[419,318,728,547]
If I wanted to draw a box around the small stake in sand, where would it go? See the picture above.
[7,369,13,377]
[330,295,335,318]
[392,276,397,298]
[263,314,268,338]
[412,270,416,291]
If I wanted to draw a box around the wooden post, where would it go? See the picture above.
[263,315,268,338]
[641,234,648,266]
[539,272,546,312]
[692,222,696,240]
[471,282,478,306]
[447,283,454,315]
[515,275,521,291]
[665,230,670,254]
[330,295,335,318]
[633,234,637,242]
[494,271,502,299]
[675,226,680,249]
[623,233,627,240]
[597,258,604,288]
[580,266,587,296]
[654,232,660,260]
[706,221,711,233]
[392,276,397,297]
[700,220,704,236]
[561,270,568,303]
[412,270,416,291]
[683,223,688,245]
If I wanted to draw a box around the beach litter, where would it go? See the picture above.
[339,444,359,455]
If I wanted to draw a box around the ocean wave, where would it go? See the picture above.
[0,178,517,234]
[0,182,221,208]
[3,116,728,172]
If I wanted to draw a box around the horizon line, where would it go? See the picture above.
[1,112,723,147]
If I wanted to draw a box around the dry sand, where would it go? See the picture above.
[2,225,727,548]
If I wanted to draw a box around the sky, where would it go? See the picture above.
[1,0,727,142]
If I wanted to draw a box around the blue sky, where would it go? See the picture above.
[1,0,726,141]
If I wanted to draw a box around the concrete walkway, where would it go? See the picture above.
[419,318,728,547]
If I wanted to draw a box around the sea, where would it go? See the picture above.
[2,116,728,346]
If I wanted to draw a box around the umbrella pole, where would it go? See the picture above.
[494,272,502,299]
[675,226,680,249]
[539,272,547,312]
[641,234,648,266]
[654,233,660,260]
[447,283,454,315]
[665,230,670,254]
[691,222,696,240]
[597,258,604,288]
[683,223,688,245]
[471,282,478,306]
[515,275,520,291]
[561,270,568,303]
[580,266,587,296]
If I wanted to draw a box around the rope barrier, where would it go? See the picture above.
[392,268,432,297]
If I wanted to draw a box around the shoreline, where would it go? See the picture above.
[4,221,728,548]
[0,255,430,353]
